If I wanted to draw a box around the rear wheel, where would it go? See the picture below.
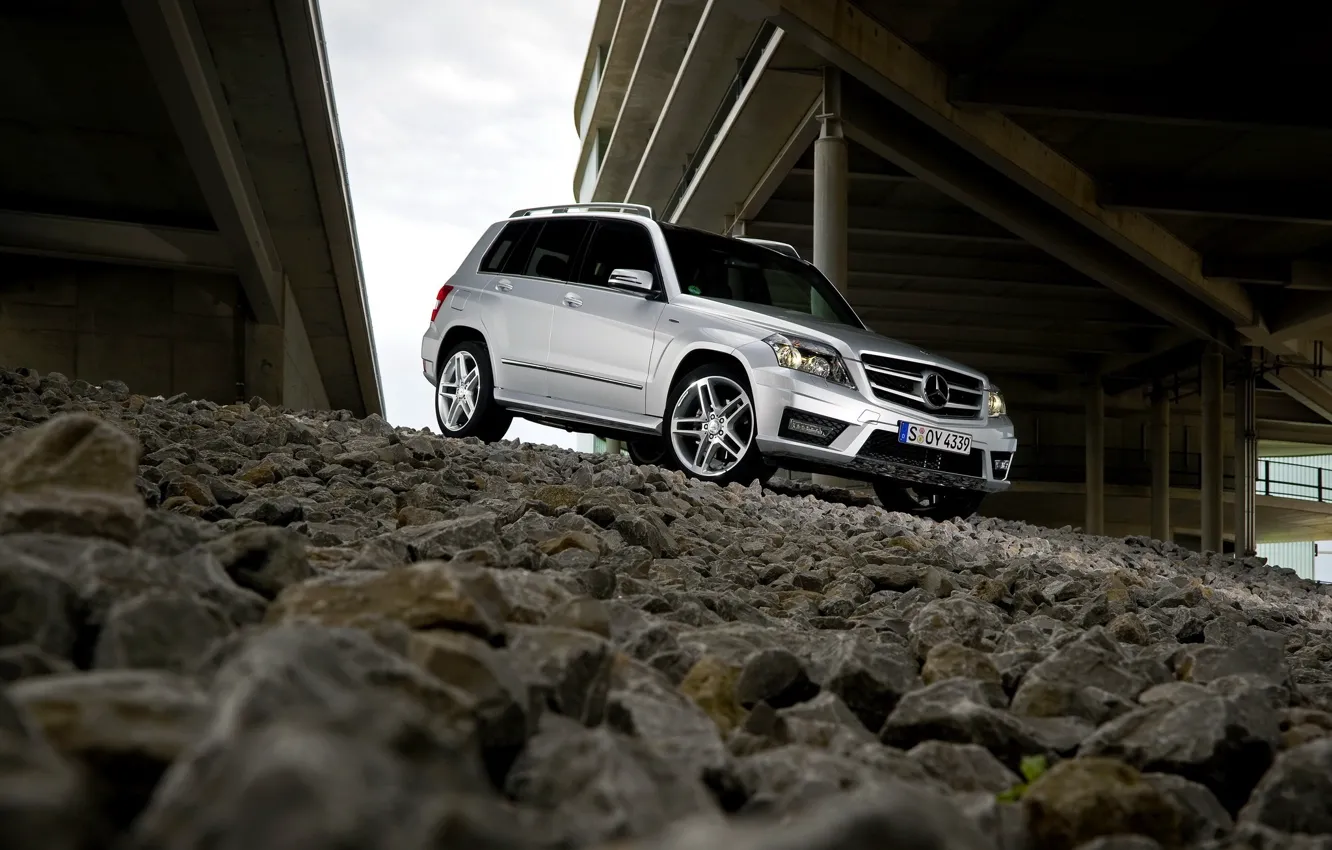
[873,480,986,521]
[663,364,775,486]
[434,340,511,442]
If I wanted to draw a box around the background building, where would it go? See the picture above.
[569,0,1332,555]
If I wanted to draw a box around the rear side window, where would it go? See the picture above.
[522,219,591,281]
[574,221,658,288]
[479,221,537,274]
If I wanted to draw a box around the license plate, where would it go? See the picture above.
[897,421,972,455]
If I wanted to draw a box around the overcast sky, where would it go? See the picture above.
[321,0,598,449]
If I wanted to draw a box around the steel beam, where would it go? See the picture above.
[0,210,232,273]
[123,0,282,325]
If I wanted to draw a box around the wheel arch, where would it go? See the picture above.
[651,343,755,417]
[436,324,491,379]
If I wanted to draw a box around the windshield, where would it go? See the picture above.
[659,224,865,329]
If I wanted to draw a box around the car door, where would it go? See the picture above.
[545,219,666,414]
[477,218,590,401]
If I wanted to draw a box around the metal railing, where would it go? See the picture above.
[1257,458,1332,503]
[1011,446,1332,505]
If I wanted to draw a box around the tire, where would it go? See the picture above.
[662,362,773,486]
[434,339,512,442]
[873,480,986,522]
[626,436,669,467]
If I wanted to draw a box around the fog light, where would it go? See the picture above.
[778,409,849,447]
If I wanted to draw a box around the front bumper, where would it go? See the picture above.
[748,362,1017,494]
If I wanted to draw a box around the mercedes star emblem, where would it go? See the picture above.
[920,371,950,410]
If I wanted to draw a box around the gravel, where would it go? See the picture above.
[3,364,1332,850]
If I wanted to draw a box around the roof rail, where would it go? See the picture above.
[509,203,655,219]
[738,237,801,259]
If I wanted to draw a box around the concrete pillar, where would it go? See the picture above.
[1150,384,1171,542]
[1200,342,1225,553]
[1233,351,1257,557]
[604,438,624,456]
[1084,378,1105,536]
[811,65,852,491]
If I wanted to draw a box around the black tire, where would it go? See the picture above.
[873,479,986,521]
[626,436,670,467]
[433,339,511,442]
[661,362,773,486]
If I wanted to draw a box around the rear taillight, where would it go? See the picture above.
[430,284,455,322]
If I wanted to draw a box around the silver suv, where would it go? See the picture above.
[420,204,1017,520]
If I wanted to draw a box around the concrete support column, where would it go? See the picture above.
[604,439,624,456]
[1200,342,1225,553]
[1084,378,1105,536]
[811,65,851,491]
[1150,383,1171,542]
[1233,350,1257,557]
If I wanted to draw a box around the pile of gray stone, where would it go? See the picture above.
[2,365,1332,850]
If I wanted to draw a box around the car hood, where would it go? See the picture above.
[684,298,988,378]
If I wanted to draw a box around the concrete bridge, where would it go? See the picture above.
[573,0,1332,554]
[0,0,382,417]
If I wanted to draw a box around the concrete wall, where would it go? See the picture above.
[0,254,328,409]
[0,254,240,401]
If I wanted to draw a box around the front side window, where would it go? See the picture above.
[574,221,658,288]
[659,224,863,328]
[522,219,592,281]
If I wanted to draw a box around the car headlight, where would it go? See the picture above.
[765,333,854,389]
[988,385,1007,417]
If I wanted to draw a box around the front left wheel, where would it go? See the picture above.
[434,340,512,442]
[663,364,775,486]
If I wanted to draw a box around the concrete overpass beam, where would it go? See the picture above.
[1151,384,1171,542]
[124,0,327,409]
[1234,351,1258,557]
[1200,343,1225,552]
[1085,377,1105,536]
[0,211,232,274]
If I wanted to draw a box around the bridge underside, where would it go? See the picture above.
[0,0,382,416]
[587,0,1332,549]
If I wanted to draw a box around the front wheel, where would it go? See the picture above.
[873,480,986,522]
[663,365,774,486]
[434,340,512,442]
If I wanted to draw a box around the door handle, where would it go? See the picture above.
[563,293,582,308]
[494,280,513,292]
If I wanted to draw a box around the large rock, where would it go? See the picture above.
[0,413,145,543]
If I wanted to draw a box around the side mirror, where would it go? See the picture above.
[608,268,654,293]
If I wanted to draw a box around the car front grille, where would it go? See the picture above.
[858,429,986,478]
[859,352,985,420]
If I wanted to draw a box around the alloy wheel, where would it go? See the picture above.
[436,350,480,432]
[670,375,755,477]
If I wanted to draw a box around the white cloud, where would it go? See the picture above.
[322,0,599,450]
